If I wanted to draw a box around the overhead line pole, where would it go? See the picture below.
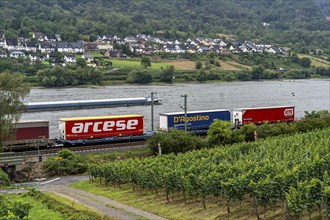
[181,94,188,131]
[151,91,155,131]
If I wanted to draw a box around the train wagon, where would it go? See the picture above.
[232,106,295,126]
[159,109,231,133]
[3,120,50,151]
[58,114,145,145]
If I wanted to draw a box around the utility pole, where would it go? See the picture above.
[181,94,188,131]
[37,139,40,179]
[151,91,155,131]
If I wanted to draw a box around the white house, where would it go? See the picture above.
[9,51,25,58]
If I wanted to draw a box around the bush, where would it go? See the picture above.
[0,195,31,219]
[195,61,202,69]
[232,123,258,142]
[196,70,208,81]
[183,74,194,81]
[295,118,328,133]
[207,119,233,146]
[159,65,174,83]
[147,129,206,155]
[304,110,329,119]
[207,72,221,80]
[42,149,88,176]
[126,70,153,84]
[0,170,10,186]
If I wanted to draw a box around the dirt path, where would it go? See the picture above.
[40,176,167,220]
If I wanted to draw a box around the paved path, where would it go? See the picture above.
[45,185,167,220]
[1,176,167,220]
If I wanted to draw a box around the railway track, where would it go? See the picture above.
[1,141,148,158]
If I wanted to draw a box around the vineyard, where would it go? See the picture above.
[89,129,330,219]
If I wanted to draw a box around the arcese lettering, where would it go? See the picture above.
[71,119,139,133]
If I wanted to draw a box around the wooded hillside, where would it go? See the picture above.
[0,0,329,49]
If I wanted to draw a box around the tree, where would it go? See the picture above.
[141,56,151,69]
[207,119,233,146]
[76,58,87,68]
[147,129,205,155]
[251,65,265,80]
[0,72,30,148]
[195,61,202,69]
[160,65,174,83]
[127,70,153,84]
[300,57,311,68]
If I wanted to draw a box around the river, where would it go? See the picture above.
[21,79,330,138]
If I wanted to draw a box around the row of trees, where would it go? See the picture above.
[126,65,175,84]
[36,65,103,87]
[0,52,328,87]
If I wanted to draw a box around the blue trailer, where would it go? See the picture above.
[159,109,231,133]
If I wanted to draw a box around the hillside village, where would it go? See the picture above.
[0,32,286,66]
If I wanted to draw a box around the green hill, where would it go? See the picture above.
[0,0,329,50]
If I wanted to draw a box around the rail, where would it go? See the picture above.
[1,141,147,158]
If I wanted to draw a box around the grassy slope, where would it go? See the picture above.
[298,54,330,68]
[109,59,246,71]
[164,60,196,70]
[110,59,169,69]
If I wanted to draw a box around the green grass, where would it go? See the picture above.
[110,59,169,69]
[298,54,330,68]
[41,61,50,65]
[45,192,110,219]
[3,194,65,220]
[90,52,105,57]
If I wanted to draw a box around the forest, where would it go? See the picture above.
[0,0,329,51]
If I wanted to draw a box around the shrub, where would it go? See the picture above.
[126,70,153,84]
[207,119,233,146]
[195,61,202,69]
[233,123,258,142]
[183,74,194,81]
[0,195,31,219]
[196,70,208,81]
[42,149,88,176]
[0,169,10,186]
[159,65,174,83]
[147,129,206,155]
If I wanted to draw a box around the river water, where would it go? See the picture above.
[21,79,330,138]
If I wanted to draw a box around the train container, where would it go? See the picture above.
[232,106,295,126]
[3,120,49,151]
[159,109,231,132]
[59,114,144,141]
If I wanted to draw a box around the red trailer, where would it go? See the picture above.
[232,106,295,126]
[3,120,50,151]
[59,115,144,141]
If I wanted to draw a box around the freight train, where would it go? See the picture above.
[2,106,295,151]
